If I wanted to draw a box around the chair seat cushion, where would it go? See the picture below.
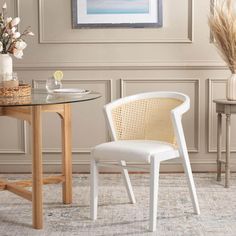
[92,140,179,163]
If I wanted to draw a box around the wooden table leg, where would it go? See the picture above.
[225,114,231,188]
[217,113,222,181]
[32,106,43,229]
[61,104,72,204]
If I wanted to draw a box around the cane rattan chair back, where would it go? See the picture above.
[110,97,182,145]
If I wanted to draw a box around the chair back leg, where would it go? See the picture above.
[120,160,136,204]
[181,150,200,215]
[90,158,99,220]
[173,116,200,215]
[149,158,160,232]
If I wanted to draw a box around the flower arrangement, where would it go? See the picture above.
[0,2,34,59]
[208,0,236,73]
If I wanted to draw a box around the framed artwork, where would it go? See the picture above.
[72,0,162,28]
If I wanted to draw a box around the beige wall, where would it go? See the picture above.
[0,0,233,172]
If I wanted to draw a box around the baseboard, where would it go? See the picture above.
[0,162,226,173]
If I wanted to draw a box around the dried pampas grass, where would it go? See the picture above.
[209,0,236,73]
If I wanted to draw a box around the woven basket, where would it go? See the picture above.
[0,83,31,97]
[0,94,32,105]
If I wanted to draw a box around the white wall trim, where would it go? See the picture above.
[14,61,228,71]
[15,0,20,16]
[0,156,222,174]
[0,159,219,166]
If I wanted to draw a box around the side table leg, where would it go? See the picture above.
[225,114,231,188]
[217,113,222,181]
[32,106,43,229]
[61,104,72,204]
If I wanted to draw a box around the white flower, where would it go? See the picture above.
[15,41,27,50]
[13,49,23,59]
[6,17,12,24]
[0,42,3,52]
[28,31,34,36]
[11,27,16,33]
[11,17,20,26]
[0,6,33,58]
[13,32,20,38]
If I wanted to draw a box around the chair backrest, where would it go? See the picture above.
[104,91,190,145]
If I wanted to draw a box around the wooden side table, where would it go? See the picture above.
[214,99,236,188]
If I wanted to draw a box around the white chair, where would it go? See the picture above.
[90,91,200,232]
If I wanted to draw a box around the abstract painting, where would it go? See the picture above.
[87,0,149,15]
[72,0,162,28]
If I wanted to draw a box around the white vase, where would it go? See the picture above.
[0,54,12,81]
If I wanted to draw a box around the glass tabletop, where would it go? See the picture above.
[0,89,101,107]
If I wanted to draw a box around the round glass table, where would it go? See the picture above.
[0,89,101,229]
[0,88,101,106]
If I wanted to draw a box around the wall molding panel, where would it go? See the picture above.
[0,120,27,154]
[38,0,194,44]
[33,79,112,154]
[207,78,236,153]
[121,78,200,153]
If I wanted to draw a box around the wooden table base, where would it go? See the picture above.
[0,104,72,229]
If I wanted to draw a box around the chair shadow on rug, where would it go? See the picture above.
[90,91,200,232]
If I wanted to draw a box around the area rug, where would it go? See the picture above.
[0,173,235,236]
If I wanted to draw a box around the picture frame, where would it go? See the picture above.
[72,0,162,28]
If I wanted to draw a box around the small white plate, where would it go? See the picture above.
[52,88,91,94]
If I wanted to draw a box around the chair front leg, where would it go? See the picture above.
[120,160,136,204]
[90,158,99,220]
[149,157,160,232]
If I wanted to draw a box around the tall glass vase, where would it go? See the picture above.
[0,54,12,81]
[226,73,236,100]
